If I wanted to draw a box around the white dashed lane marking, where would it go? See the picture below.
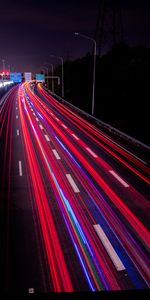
[52,149,61,160]
[39,124,44,130]
[61,124,67,129]
[86,147,98,158]
[72,133,79,140]
[109,170,129,187]
[44,134,50,141]
[18,161,23,176]
[66,174,80,193]
[94,224,126,271]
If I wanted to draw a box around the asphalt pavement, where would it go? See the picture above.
[0,82,149,293]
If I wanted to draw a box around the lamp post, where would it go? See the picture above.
[2,59,5,72]
[42,66,49,87]
[8,64,11,73]
[2,59,5,82]
[44,62,54,92]
[74,32,96,115]
[50,54,64,98]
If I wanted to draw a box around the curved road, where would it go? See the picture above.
[0,82,150,293]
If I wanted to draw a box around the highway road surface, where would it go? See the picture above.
[0,82,150,293]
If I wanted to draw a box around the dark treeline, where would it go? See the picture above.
[54,43,150,145]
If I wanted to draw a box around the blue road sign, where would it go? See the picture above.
[36,74,45,82]
[10,73,22,83]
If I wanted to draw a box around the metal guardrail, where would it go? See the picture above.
[44,87,150,152]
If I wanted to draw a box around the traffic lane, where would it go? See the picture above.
[22,84,149,282]
[0,87,18,291]
[19,93,76,291]
[24,91,147,237]
[1,89,50,293]
[22,108,92,291]
[51,129,150,235]
[20,91,122,290]
[20,103,127,288]
[31,85,150,194]
[12,96,51,293]
[21,91,149,289]
[21,87,149,278]
[47,141,149,289]
[1,85,148,292]
[35,91,150,219]
[34,85,150,180]
[45,133,149,288]
[68,136,150,228]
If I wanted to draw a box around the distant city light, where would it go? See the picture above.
[0,81,13,88]
[0,71,10,76]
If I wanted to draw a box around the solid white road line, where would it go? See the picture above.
[109,170,129,187]
[39,124,44,130]
[17,129,19,136]
[52,149,61,160]
[18,161,23,176]
[66,174,80,193]
[93,224,126,271]
[16,115,18,119]
[86,147,98,158]
[44,134,50,141]
[72,133,79,140]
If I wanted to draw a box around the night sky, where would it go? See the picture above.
[0,0,150,74]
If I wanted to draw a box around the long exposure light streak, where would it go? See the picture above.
[18,88,73,292]
[22,82,150,288]
[23,84,149,248]
[1,83,149,292]
[37,85,150,185]
[20,84,121,290]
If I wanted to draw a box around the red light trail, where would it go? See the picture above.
[0,82,150,292]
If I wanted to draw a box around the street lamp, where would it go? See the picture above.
[2,59,5,72]
[8,64,11,73]
[74,32,97,115]
[44,62,54,93]
[2,59,5,82]
[50,54,64,98]
[42,66,49,87]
